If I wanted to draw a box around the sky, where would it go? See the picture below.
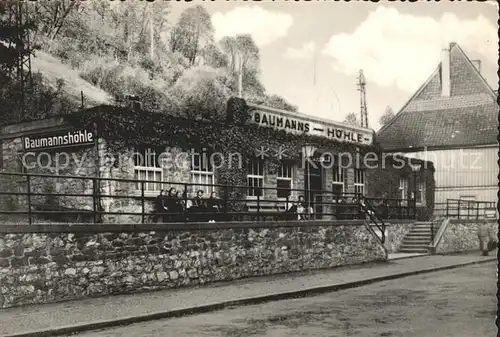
[169,1,498,131]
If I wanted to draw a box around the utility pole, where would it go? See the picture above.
[357,69,368,128]
[6,3,33,121]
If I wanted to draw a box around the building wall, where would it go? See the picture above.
[1,122,105,220]
[2,120,406,224]
[365,158,435,221]
[400,146,497,204]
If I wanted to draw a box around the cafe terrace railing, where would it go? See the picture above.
[0,171,417,240]
[434,199,497,220]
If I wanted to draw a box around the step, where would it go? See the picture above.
[403,239,432,244]
[399,248,429,253]
[405,235,432,240]
[399,243,430,248]
[400,241,429,246]
[410,229,433,234]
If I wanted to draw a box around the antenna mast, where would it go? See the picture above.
[6,2,33,120]
[357,69,368,128]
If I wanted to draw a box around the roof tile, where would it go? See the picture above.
[377,43,498,150]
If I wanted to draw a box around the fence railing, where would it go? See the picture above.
[0,171,417,230]
[446,199,496,219]
[434,199,497,220]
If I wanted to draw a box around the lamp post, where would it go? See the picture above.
[302,145,317,219]
[411,162,422,219]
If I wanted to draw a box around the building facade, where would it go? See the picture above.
[377,42,498,213]
[1,99,435,223]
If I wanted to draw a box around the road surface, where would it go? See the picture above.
[73,262,497,337]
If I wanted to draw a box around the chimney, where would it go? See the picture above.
[441,46,451,97]
[471,59,481,74]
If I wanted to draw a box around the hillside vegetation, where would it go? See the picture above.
[0,1,298,125]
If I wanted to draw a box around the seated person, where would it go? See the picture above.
[155,189,168,222]
[297,195,313,220]
[190,189,206,222]
[166,187,184,222]
[286,198,299,220]
[206,191,223,222]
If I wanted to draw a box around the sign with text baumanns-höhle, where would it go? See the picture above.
[22,129,95,151]
[248,104,374,146]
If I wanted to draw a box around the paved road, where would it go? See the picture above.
[73,262,497,337]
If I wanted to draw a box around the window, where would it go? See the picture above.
[415,181,425,204]
[191,152,214,194]
[277,161,293,199]
[399,177,408,200]
[247,159,264,198]
[354,168,365,196]
[332,156,345,197]
[133,147,163,192]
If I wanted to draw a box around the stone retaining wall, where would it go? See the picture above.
[384,222,414,253]
[0,220,387,308]
[434,219,498,254]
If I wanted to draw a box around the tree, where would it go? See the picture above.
[220,35,259,74]
[379,105,395,126]
[199,44,228,69]
[219,35,264,101]
[261,94,298,112]
[168,66,232,121]
[29,0,84,41]
[343,112,360,126]
[170,5,213,65]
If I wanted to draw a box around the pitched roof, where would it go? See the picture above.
[377,43,498,151]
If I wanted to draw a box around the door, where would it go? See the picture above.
[305,162,324,219]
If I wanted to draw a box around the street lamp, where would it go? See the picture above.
[302,145,317,219]
[411,162,422,218]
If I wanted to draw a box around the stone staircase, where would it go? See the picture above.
[399,222,436,253]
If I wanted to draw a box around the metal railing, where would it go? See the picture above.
[0,171,417,233]
[440,199,497,220]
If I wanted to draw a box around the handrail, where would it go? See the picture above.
[357,195,386,243]
[0,171,417,226]
[428,218,450,253]
[443,198,496,220]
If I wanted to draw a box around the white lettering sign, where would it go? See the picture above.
[23,130,94,151]
[250,109,374,145]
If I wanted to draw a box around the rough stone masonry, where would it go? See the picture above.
[0,220,387,308]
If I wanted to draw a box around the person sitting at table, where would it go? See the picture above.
[297,195,313,220]
[286,198,299,220]
[180,190,193,221]
[165,187,183,222]
[207,191,223,222]
[190,189,206,222]
[155,189,168,222]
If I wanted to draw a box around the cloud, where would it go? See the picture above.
[212,6,293,47]
[284,42,316,59]
[322,7,498,92]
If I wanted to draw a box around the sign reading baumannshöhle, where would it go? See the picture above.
[23,130,94,151]
[250,107,374,146]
